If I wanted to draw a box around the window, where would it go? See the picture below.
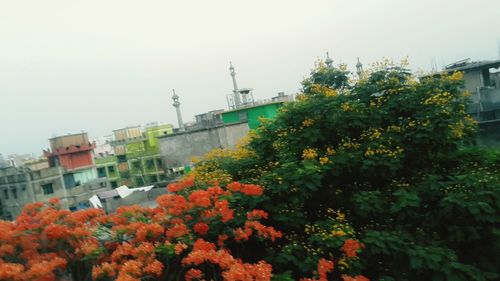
[11,187,17,199]
[97,167,107,178]
[145,159,154,169]
[155,158,163,167]
[99,182,107,187]
[132,161,141,169]
[42,183,54,195]
[117,155,127,163]
[108,165,116,174]
[3,189,9,199]
[110,181,118,188]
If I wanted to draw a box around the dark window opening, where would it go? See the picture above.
[145,159,154,169]
[117,155,127,163]
[42,183,54,195]
[11,187,17,199]
[3,189,9,199]
[97,167,107,178]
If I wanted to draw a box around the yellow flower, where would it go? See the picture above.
[302,118,314,127]
[319,156,330,165]
[326,146,336,155]
[341,102,353,112]
[302,147,318,160]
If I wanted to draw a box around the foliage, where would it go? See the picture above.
[0,177,366,281]
[193,61,500,280]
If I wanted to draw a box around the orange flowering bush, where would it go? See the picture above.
[0,176,367,281]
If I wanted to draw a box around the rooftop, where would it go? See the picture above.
[444,59,500,72]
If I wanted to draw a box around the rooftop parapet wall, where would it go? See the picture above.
[49,133,89,150]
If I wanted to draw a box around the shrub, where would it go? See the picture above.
[193,61,500,280]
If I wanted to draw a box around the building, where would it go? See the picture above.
[221,100,286,129]
[100,124,173,187]
[158,121,250,170]
[440,58,500,147]
[44,133,99,187]
[0,133,110,220]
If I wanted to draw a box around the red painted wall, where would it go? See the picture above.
[45,143,96,170]
[58,151,94,170]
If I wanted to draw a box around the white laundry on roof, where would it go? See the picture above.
[88,185,155,208]
[89,194,103,208]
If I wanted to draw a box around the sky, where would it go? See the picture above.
[0,0,499,156]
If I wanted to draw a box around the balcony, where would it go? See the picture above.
[467,87,500,122]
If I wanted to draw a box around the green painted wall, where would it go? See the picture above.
[221,102,283,129]
[126,142,146,155]
[146,124,174,148]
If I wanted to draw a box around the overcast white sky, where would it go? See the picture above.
[1,0,499,156]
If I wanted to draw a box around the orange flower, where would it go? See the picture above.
[167,182,184,193]
[192,239,216,252]
[135,223,164,242]
[218,234,229,247]
[44,224,70,240]
[143,260,163,276]
[317,258,334,281]
[189,190,212,208]
[92,262,117,279]
[174,242,188,255]
[193,222,209,235]
[233,227,253,242]
[215,200,234,222]
[119,260,142,277]
[241,184,263,196]
[0,262,24,280]
[226,181,243,192]
[166,223,190,240]
[341,239,364,258]
[48,197,60,206]
[341,275,370,281]
[247,209,268,220]
[185,268,203,281]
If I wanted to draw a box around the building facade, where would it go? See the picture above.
[102,124,173,187]
[0,133,110,220]
[441,59,500,147]
[221,101,285,129]
[158,122,250,170]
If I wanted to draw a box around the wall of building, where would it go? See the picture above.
[101,188,167,213]
[58,150,95,170]
[114,127,142,141]
[158,122,249,169]
[221,102,283,129]
[49,133,89,150]
[145,124,174,148]
[0,167,33,220]
[477,120,500,148]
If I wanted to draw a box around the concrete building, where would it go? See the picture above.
[158,121,249,170]
[221,100,287,129]
[103,124,173,187]
[0,133,110,220]
[43,133,100,187]
[441,58,500,147]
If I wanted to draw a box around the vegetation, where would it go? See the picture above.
[1,60,499,281]
[193,61,500,280]
[0,178,365,281]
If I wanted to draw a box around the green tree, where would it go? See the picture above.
[194,62,500,280]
